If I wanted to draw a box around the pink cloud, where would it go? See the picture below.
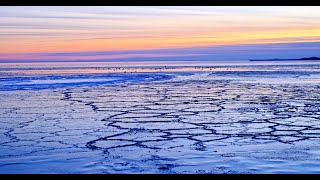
[0,53,205,61]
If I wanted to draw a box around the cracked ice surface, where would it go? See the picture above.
[1,66,320,173]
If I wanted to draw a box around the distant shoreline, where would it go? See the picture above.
[250,57,320,61]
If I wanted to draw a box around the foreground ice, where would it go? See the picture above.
[1,63,320,174]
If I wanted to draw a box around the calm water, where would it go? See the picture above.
[1,60,320,90]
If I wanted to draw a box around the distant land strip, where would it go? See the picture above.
[250,57,320,61]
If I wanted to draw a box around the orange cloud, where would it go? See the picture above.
[1,26,320,55]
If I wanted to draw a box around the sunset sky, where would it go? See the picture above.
[1,6,320,62]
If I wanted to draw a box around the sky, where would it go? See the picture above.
[1,6,320,62]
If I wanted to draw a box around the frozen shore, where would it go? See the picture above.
[1,63,320,173]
